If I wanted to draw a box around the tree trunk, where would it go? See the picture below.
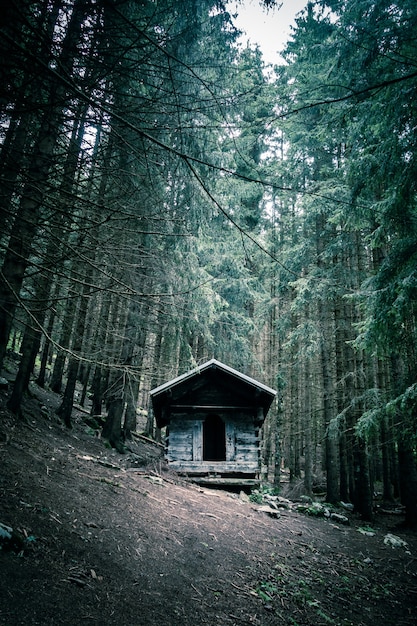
[0,0,61,233]
[0,0,89,370]
[144,323,164,438]
[123,376,140,440]
[90,365,104,417]
[7,261,55,414]
[102,289,142,448]
[353,234,374,519]
[378,362,395,502]
[397,438,417,528]
[320,305,339,504]
[7,322,40,415]
[303,358,313,496]
[36,300,56,389]
[57,259,94,427]
[391,354,417,527]
[102,398,124,453]
[56,358,79,429]
[50,283,76,393]
[353,437,374,521]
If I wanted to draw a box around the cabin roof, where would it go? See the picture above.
[150,358,276,426]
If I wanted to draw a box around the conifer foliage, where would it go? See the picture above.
[267,0,417,525]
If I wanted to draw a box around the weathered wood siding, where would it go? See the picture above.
[167,413,260,475]
[234,419,259,464]
[167,419,194,462]
[168,460,259,474]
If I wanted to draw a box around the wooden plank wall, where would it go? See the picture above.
[167,415,260,469]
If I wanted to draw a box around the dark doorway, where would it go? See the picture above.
[203,414,226,461]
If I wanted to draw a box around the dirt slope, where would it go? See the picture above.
[0,387,416,626]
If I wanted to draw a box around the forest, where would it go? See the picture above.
[0,0,416,530]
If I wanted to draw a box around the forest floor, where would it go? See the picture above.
[0,381,416,626]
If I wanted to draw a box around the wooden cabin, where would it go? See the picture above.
[150,358,276,486]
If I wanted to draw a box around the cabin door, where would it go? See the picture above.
[203,414,226,461]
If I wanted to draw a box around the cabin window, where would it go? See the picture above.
[203,414,226,461]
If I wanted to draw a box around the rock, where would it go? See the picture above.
[357,527,376,537]
[0,523,13,543]
[383,533,409,549]
[0,377,9,390]
[276,501,291,510]
[40,405,50,419]
[330,512,350,525]
[265,500,279,510]
[0,523,25,552]
[239,490,250,503]
[257,506,281,519]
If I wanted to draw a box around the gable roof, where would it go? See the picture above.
[150,358,276,426]
[150,358,276,397]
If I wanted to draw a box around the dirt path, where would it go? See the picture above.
[0,388,416,625]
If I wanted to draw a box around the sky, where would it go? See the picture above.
[228,0,308,65]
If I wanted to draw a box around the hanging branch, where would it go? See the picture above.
[183,157,299,276]
[275,70,417,120]
[0,27,364,212]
